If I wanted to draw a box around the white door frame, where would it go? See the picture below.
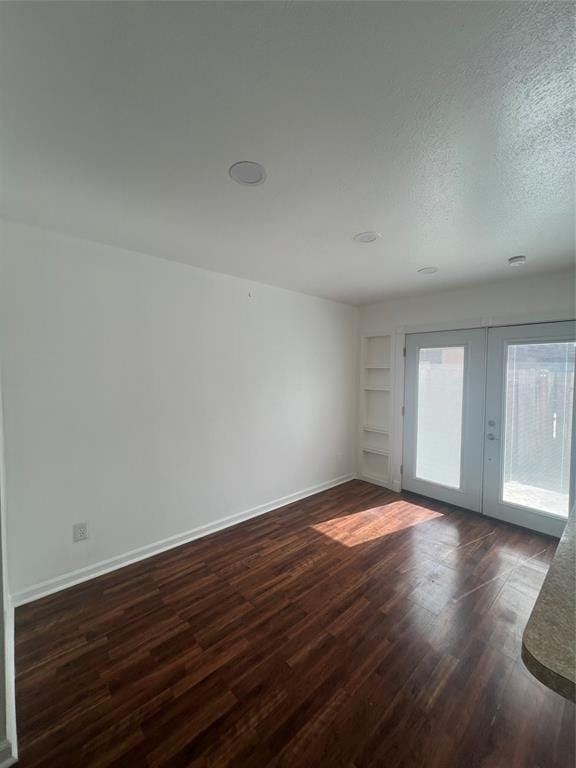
[397,317,575,538]
[377,311,575,501]
[0,367,17,764]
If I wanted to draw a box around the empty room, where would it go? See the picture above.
[0,1,574,766]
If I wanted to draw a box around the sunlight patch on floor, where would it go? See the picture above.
[311,503,444,546]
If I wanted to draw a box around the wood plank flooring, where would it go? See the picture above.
[15,480,575,767]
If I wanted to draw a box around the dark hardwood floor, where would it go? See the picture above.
[15,480,575,767]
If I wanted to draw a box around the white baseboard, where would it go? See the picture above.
[3,599,16,760]
[0,740,16,767]
[356,473,401,493]
[12,473,356,606]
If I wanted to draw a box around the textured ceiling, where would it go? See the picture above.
[0,1,574,304]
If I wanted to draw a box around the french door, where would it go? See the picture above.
[403,322,575,537]
[403,329,486,512]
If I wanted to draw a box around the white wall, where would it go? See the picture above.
[0,221,358,603]
[360,270,576,492]
[360,270,575,334]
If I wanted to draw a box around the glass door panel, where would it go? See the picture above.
[484,322,575,537]
[403,329,486,512]
[502,342,574,516]
[416,346,465,488]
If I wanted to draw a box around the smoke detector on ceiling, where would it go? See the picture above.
[508,255,527,267]
[229,161,267,186]
[353,231,381,244]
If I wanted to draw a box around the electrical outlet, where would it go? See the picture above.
[73,522,89,542]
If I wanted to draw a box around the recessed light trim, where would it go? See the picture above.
[229,161,267,186]
[417,266,439,275]
[508,255,527,267]
[353,231,381,244]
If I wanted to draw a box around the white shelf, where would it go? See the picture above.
[362,472,391,486]
[362,425,389,434]
[362,446,390,456]
[360,334,394,491]
[364,337,391,368]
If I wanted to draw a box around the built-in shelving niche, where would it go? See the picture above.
[362,428,389,454]
[359,334,393,487]
[364,389,390,430]
[365,336,391,367]
[361,450,390,485]
[364,368,391,390]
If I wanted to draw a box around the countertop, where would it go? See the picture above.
[522,508,575,701]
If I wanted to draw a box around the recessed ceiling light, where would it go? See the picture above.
[353,231,381,244]
[508,255,527,267]
[229,161,267,186]
[417,266,439,275]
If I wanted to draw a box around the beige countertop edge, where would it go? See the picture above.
[522,510,575,703]
[521,641,575,702]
